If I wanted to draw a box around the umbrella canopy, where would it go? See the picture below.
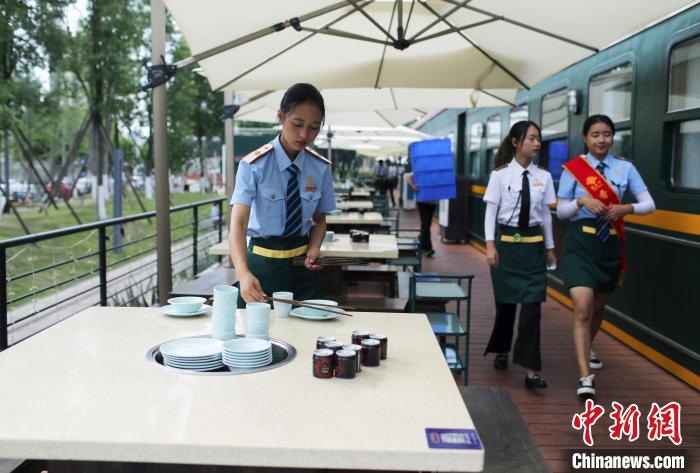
[165,0,697,92]
[235,87,515,126]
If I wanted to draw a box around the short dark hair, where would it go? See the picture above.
[583,114,615,135]
[279,83,325,122]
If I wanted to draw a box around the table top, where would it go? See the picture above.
[0,307,484,471]
[322,233,398,258]
[209,234,398,259]
[326,212,384,225]
[335,200,373,210]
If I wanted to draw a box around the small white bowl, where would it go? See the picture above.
[296,299,338,318]
[167,296,207,314]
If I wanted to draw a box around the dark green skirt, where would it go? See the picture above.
[235,235,322,308]
[490,226,547,304]
[563,219,621,293]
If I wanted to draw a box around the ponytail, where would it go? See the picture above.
[494,120,541,168]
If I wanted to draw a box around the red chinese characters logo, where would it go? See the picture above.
[572,399,605,446]
[647,402,682,445]
[609,402,641,442]
[572,401,683,446]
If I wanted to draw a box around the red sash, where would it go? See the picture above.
[562,155,627,278]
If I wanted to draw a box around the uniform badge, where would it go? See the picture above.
[513,233,522,243]
[615,168,622,177]
[533,178,543,187]
[304,185,318,192]
[306,175,314,183]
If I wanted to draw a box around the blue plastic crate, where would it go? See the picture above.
[417,184,456,202]
[411,153,455,172]
[409,139,452,157]
[413,169,455,187]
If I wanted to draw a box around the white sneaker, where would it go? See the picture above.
[577,374,596,398]
[589,350,603,370]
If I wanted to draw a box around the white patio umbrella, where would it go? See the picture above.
[235,87,515,127]
[165,0,697,92]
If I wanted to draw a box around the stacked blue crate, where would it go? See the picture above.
[409,138,456,202]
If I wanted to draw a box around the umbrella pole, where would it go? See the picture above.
[151,0,172,305]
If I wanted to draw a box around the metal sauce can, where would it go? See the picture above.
[324,341,344,353]
[342,344,363,373]
[334,350,357,379]
[313,349,334,378]
[316,336,336,349]
[351,330,370,345]
[360,339,381,367]
[369,333,388,359]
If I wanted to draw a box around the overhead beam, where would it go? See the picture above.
[418,0,530,90]
[300,27,392,45]
[374,0,398,88]
[408,0,470,42]
[441,0,599,52]
[175,1,352,68]
[412,17,498,44]
[215,1,371,91]
[345,0,396,42]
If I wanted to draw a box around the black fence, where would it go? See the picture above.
[0,197,226,351]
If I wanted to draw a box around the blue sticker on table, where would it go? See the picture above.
[425,428,482,450]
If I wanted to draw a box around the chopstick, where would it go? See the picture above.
[267,297,353,316]
[292,256,368,267]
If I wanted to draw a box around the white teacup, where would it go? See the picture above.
[272,291,293,318]
[245,302,270,339]
[213,285,239,307]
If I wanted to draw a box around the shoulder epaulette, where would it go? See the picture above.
[538,164,547,170]
[493,163,508,171]
[243,144,273,164]
[305,146,332,165]
[614,155,627,161]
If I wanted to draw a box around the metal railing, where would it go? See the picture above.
[0,197,226,351]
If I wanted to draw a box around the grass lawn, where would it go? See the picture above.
[1,191,225,308]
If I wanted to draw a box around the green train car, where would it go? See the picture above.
[417,6,700,387]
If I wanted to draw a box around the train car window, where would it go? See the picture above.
[671,119,700,190]
[469,151,481,178]
[590,63,633,121]
[509,105,529,128]
[541,89,568,137]
[613,129,632,159]
[486,149,497,175]
[486,115,501,148]
[485,115,501,175]
[469,122,483,178]
[669,36,700,112]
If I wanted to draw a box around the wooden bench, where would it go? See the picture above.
[459,386,548,472]
[169,266,237,300]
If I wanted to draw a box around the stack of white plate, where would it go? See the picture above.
[223,338,272,369]
[160,337,224,371]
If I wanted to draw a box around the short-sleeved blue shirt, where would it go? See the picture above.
[557,153,647,221]
[230,135,336,237]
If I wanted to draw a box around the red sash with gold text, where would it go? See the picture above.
[562,155,627,276]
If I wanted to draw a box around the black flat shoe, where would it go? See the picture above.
[493,353,508,370]
[525,374,548,389]
[425,249,435,258]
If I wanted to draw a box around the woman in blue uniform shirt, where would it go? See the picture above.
[557,114,655,398]
[228,83,336,307]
